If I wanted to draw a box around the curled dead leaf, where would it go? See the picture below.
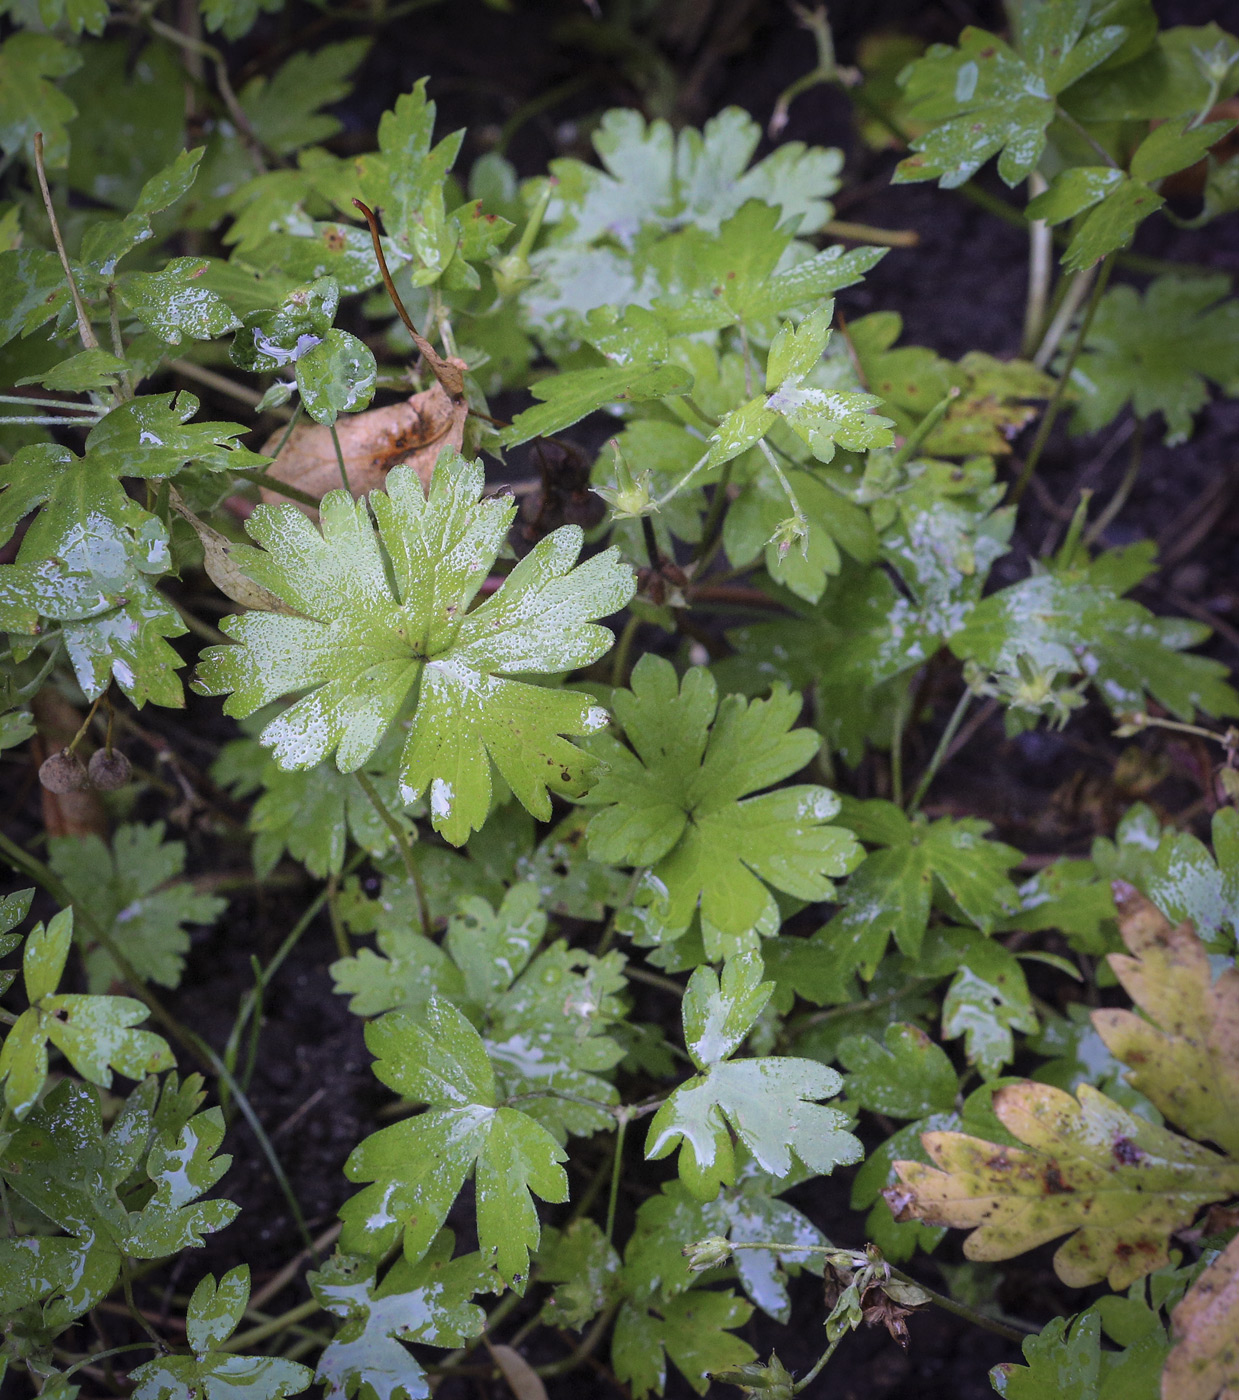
[169,487,294,615]
[261,361,468,510]
[483,1340,548,1400]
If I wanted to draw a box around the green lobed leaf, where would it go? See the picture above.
[48,822,226,991]
[585,656,861,953]
[340,998,568,1284]
[194,454,635,845]
[311,1241,494,1400]
[1068,274,1239,444]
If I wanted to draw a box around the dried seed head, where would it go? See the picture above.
[39,748,89,793]
[88,748,132,790]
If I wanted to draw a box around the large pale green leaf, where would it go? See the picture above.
[646,953,860,1198]
[194,453,635,845]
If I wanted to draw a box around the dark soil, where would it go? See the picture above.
[5,1,1238,1397]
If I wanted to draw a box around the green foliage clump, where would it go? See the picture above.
[2,2,1239,1398]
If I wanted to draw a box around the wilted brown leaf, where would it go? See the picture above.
[483,1341,548,1400]
[170,487,294,615]
[261,362,467,509]
[1163,1233,1239,1400]
[886,1081,1239,1289]
[1093,882,1239,1158]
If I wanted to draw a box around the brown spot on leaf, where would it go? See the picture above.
[1042,1165,1074,1195]
[1112,1135,1144,1166]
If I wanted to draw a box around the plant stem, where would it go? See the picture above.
[353,771,432,935]
[1032,263,1096,371]
[33,133,99,353]
[107,288,135,401]
[60,1343,162,1379]
[330,423,350,493]
[228,468,320,510]
[353,199,463,399]
[535,1300,620,1379]
[794,1334,843,1393]
[654,448,712,511]
[1054,104,1120,167]
[640,515,661,570]
[886,1263,1030,1343]
[0,394,100,413]
[142,16,265,171]
[908,687,973,813]
[220,1297,323,1352]
[692,458,733,561]
[1021,173,1052,357]
[610,614,640,688]
[1084,416,1144,545]
[0,415,103,427]
[605,1111,628,1245]
[822,218,918,247]
[121,1269,165,1349]
[1014,253,1115,503]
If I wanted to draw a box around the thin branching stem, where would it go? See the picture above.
[1014,252,1115,502]
[33,132,99,352]
[908,687,973,813]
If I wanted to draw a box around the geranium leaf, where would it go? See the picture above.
[888,1081,1239,1290]
[1092,883,1239,1157]
[194,454,634,845]
[894,13,1126,188]
[340,999,567,1284]
[311,1243,493,1400]
[585,656,860,952]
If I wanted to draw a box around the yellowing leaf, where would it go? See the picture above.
[887,1081,1239,1290]
[1163,1233,1239,1400]
[1093,883,1239,1158]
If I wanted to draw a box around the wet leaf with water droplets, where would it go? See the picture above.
[340,998,567,1284]
[585,656,861,953]
[194,452,635,845]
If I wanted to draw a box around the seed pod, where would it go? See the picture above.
[39,748,89,793]
[88,748,132,790]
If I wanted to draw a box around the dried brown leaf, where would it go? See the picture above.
[169,488,294,615]
[261,365,467,510]
[1163,1232,1239,1400]
[1094,882,1239,1158]
[484,1341,548,1400]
